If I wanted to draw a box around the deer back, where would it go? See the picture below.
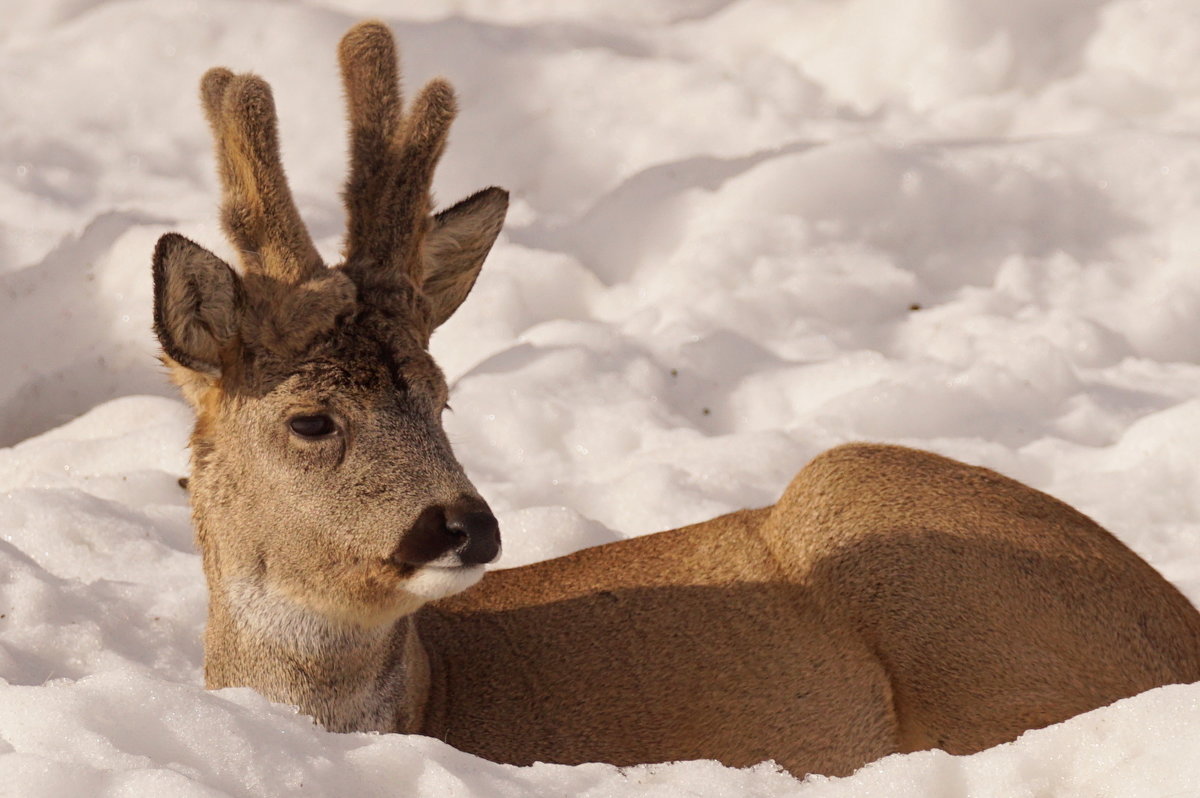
[766,443,1200,753]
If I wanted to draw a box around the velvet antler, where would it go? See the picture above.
[200,68,325,284]
[338,21,457,284]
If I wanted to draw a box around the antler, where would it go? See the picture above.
[338,21,456,283]
[200,68,325,284]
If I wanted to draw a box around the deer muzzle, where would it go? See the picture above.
[393,495,501,569]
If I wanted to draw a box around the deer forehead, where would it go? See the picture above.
[284,341,446,409]
[207,271,442,401]
[236,330,445,409]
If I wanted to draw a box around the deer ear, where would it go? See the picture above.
[152,233,244,374]
[422,186,508,328]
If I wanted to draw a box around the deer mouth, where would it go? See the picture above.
[399,561,486,601]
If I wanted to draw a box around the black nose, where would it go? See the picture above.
[394,496,500,567]
[444,502,501,565]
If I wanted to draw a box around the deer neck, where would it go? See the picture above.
[202,577,431,734]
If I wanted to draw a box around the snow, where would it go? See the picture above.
[3,0,1200,794]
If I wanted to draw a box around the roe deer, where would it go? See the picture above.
[151,21,1200,778]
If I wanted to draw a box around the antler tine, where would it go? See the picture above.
[199,68,324,285]
[200,67,234,127]
[338,21,457,284]
[339,21,403,269]
[387,79,456,278]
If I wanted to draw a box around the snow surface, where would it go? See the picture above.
[4,0,1200,795]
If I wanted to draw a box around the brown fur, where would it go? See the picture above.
[153,21,1200,778]
[421,446,1200,775]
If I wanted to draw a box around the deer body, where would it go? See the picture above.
[421,444,1200,775]
[151,22,1200,779]
[420,503,899,776]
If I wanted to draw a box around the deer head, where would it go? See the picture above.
[152,22,506,634]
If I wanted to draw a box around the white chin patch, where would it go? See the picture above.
[404,564,486,601]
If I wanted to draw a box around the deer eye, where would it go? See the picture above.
[288,414,337,439]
